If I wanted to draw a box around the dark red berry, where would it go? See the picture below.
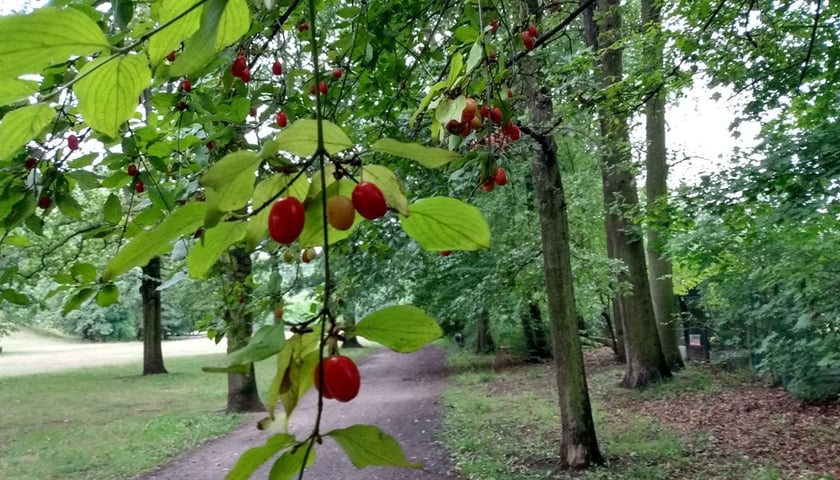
[38,196,51,210]
[240,69,251,83]
[440,250,451,257]
[166,51,176,62]
[272,61,283,76]
[231,55,247,77]
[332,68,343,80]
[67,135,79,151]
[495,167,508,186]
[127,164,138,176]
[490,19,498,34]
[276,112,288,127]
[180,78,192,92]
[177,101,187,111]
[528,25,538,38]
[25,158,37,170]
[489,107,503,124]
[298,22,309,32]
[352,182,387,220]
[135,181,145,193]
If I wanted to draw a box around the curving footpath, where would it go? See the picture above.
[137,345,463,480]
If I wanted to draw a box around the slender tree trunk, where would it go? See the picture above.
[340,302,362,348]
[586,0,671,388]
[642,0,684,371]
[521,302,553,361]
[475,308,494,354]
[522,3,603,465]
[226,247,264,413]
[141,257,167,375]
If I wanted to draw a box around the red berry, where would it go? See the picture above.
[480,105,490,119]
[250,106,257,117]
[352,182,387,220]
[528,24,538,38]
[314,355,361,402]
[207,140,216,151]
[461,98,477,123]
[489,107,503,124]
[127,164,138,176]
[507,88,514,98]
[180,78,192,92]
[320,80,328,95]
[332,68,343,80]
[177,101,187,111]
[272,60,283,76]
[524,36,535,51]
[240,68,251,83]
[166,51,176,62]
[231,55,247,77]
[490,19,498,34]
[503,121,521,141]
[445,119,462,134]
[67,134,79,151]
[482,178,495,192]
[134,180,145,193]
[495,167,508,186]
[440,250,451,257]
[276,111,288,127]
[521,31,532,44]
[298,22,309,32]
[38,196,51,210]
[268,197,305,244]
[459,122,471,137]
[25,158,37,170]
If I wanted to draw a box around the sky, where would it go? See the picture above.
[0,0,761,188]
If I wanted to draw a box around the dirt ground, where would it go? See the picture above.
[0,328,226,377]
[137,345,462,480]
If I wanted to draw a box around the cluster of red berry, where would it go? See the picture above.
[521,24,538,51]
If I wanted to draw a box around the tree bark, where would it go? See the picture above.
[521,302,553,361]
[141,257,167,375]
[642,0,684,371]
[340,302,362,348]
[475,308,495,354]
[586,0,671,388]
[522,2,603,465]
[226,247,264,413]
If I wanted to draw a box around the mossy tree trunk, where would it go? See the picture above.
[226,247,264,413]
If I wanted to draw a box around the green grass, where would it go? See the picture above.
[441,349,796,480]
[0,347,370,480]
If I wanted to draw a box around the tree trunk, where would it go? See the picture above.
[587,0,671,388]
[141,257,167,375]
[642,0,684,371]
[340,302,362,348]
[475,308,495,354]
[523,4,603,466]
[521,302,553,361]
[226,247,264,413]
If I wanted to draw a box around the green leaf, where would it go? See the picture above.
[446,52,463,86]
[337,6,361,18]
[171,0,226,77]
[354,305,443,353]
[370,138,461,169]
[63,288,95,316]
[102,202,206,282]
[2,289,30,306]
[327,424,422,469]
[56,193,83,220]
[203,324,287,374]
[114,0,134,30]
[200,151,261,215]
[186,221,246,279]
[225,433,296,480]
[434,96,467,125]
[0,7,109,80]
[466,41,483,73]
[245,174,307,251]
[409,80,446,126]
[215,0,250,51]
[0,104,54,162]
[67,170,101,189]
[103,194,122,224]
[268,443,316,480]
[0,79,38,107]
[149,0,202,65]
[275,119,353,157]
[361,165,408,215]
[70,262,97,283]
[96,283,119,307]
[453,25,478,43]
[399,197,491,251]
[74,54,151,138]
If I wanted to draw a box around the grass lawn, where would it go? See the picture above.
[0,347,370,480]
[441,347,835,480]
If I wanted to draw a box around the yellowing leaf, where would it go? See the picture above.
[328,425,422,470]
[370,138,461,169]
[149,0,202,65]
[0,79,38,107]
[275,119,353,157]
[399,196,491,251]
[353,305,443,353]
[0,8,108,79]
[0,104,54,162]
[200,151,260,217]
[361,165,408,215]
[186,221,246,279]
[74,54,151,138]
[215,0,250,50]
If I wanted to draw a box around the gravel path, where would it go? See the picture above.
[137,345,462,480]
